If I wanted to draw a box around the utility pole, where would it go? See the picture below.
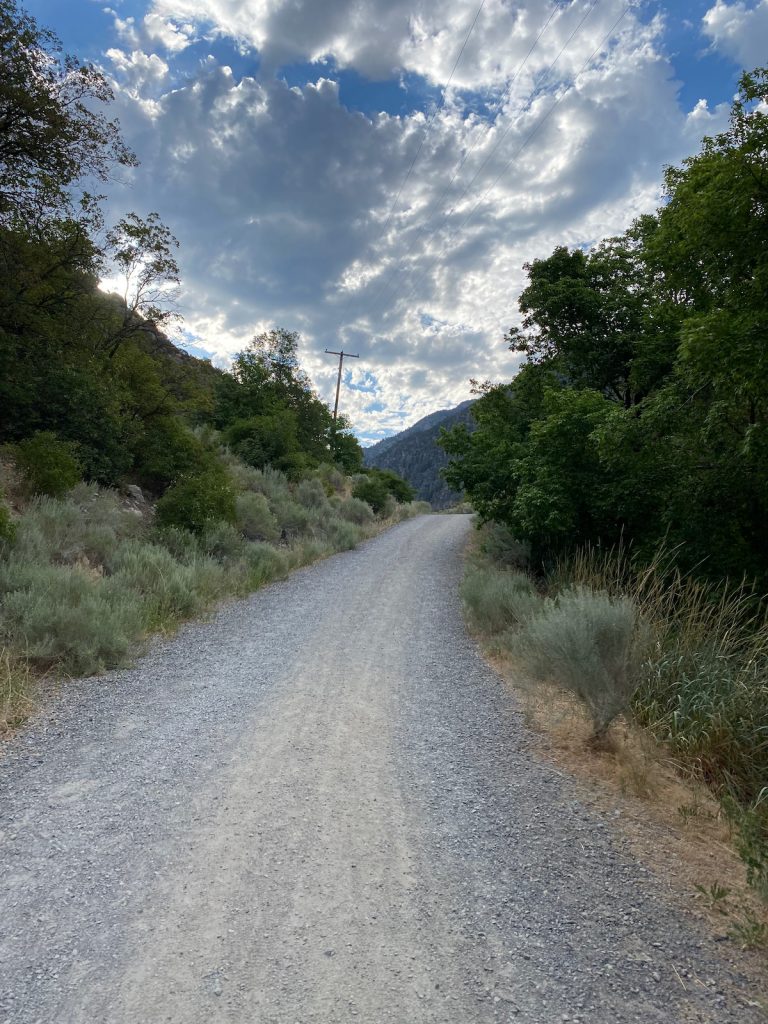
[324,348,359,422]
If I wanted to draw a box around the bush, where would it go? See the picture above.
[337,496,375,526]
[15,487,142,569]
[271,496,311,537]
[323,517,362,551]
[201,522,249,562]
[109,541,227,630]
[296,478,330,511]
[0,562,142,675]
[480,522,530,569]
[235,492,279,542]
[511,586,645,740]
[245,542,289,587]
[352,476,390,514]
[461,566,540,635]
[14,431,81,497]
[0,492,15,544]
[156,469,236,535]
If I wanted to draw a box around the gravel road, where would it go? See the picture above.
[0,514,762,1023]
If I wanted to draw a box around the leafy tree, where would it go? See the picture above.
[103,212,181,356]
[442,66,768,584]
[0,0,136,225]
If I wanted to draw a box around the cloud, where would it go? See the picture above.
[100,1,731,440]
[107,5,196,54]
[702,1,768,69]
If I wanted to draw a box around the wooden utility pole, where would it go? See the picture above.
[325,348,359,422]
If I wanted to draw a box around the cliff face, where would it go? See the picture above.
[363,400,475,508]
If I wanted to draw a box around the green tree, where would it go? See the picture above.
[0,0,136,225]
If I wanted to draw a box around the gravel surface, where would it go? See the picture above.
[0,514,762,1023]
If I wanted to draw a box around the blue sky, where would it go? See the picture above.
[22,0,768,442]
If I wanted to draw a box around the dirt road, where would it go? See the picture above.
[0,515,761,1022]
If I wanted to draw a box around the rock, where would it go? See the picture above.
[125,484,146,504]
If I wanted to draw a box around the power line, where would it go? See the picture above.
[384,2,631,322]
[366,0,602,323]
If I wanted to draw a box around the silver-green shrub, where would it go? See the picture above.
[0,563,142,675]
[336,497,375,526]
[511,586,645,738]
[461,566,540,635]
[235,492,279,542]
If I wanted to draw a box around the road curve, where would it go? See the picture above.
[0,514,760,1023]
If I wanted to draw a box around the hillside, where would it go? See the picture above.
[364,400,475,507]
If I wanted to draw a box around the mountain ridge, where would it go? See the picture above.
[363,400,475,508]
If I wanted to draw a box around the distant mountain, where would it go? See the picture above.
[363,400,476,508]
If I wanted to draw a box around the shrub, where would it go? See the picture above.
[201,522,248,562]
[0,492,15,544]
[156,469,236,535]
[0,562,142,675]
[271,496,311,537]
[296,478,330,511]
[337,496,375,526]
[245,543,289,587]
[480,522,530,569]
[461,566,540,635]
[324,518,362,551]
[511,586,645,740]
[15,431,81,497]
[109,540,227,630]
[235,492,280,542]
[352,476,389,514]
[316,463,346,493]
[15,487,143,569]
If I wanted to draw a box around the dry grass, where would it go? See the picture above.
[0,646,38,736]
[489,643,768,968]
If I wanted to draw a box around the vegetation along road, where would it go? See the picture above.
[0,515,760,1023]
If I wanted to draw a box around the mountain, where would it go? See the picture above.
[363,400,476,508]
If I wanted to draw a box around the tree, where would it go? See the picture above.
[507,237,658,407]
[102,212,181,356]
[0,0,136,225]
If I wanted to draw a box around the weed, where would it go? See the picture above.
[729,911,768,950]
[694,881,731,912]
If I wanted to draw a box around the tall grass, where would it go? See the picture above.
[497,536,768,896]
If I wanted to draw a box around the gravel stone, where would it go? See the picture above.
[0,515,761,1022]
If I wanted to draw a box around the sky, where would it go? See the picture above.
[24,0,768,443]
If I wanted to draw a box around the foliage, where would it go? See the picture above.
[0,490,14,543]
[14,431,81,496]
[441,67,768,587]
[460,565,540,635]
[155,469,236,535]
[235,492,280,542]
[552,542,768,894]
[510,587,645,740]
[352,475,390,514]
[0,0,136,225]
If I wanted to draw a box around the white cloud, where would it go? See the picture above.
[702,0,768,69]
[100,1,731,440]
